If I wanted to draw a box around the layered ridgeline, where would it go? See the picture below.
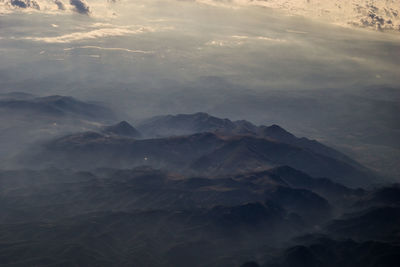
[0,92,115,121]
[0,167,398,267]
[1,94,398,267]
[22,111,377,187]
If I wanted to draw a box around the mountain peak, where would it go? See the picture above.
[102,121,141,138]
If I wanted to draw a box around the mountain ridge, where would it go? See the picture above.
[21,113,378,187]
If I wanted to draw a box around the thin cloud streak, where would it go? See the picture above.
[206,35,287,47]
[231,35,287,42]
[21,26,155,43]
[64,46,154,54]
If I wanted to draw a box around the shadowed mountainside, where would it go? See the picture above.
[0,167,340,267]
[137,112,359,165]
[25,123,377,187]
[0,167,398,267]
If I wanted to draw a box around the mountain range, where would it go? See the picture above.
[0,94,398,267]
[20,112,377,187]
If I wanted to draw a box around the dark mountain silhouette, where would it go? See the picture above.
[326,206,400,242]
[353,184,400,209]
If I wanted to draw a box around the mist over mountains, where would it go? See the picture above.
[0,93,398,266]
[4,96,377,187]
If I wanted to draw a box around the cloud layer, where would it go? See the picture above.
[0,0,399,32]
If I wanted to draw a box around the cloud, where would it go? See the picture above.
[0,0,120,17]
[286,29,308,34]
[10,0,40,10]
[10,0,27,8]
[22,26,155,43]
[54,0,65,10]
[255,36,287,42]
[206,39,244,47]
[232,35,286,42]
[64,46,154,54]
[70,0,89,15]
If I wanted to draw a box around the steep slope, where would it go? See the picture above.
[267,166,364,202]
[258,125,360,166]
[190,136,374,187]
